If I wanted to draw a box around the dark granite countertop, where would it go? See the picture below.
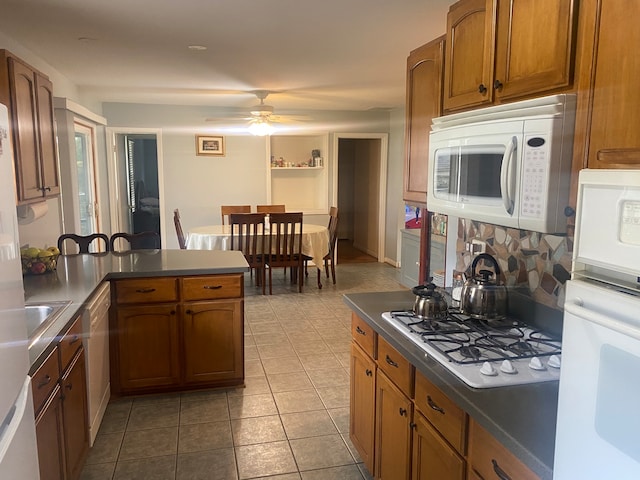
[343,290,558,480]
[24,249,249,368]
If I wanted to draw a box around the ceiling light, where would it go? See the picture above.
[188,45,207,51]
[248,120,274,136]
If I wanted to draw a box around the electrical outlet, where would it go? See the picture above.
[471,239,486,254]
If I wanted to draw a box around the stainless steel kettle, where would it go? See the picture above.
[412,282,448,320]
[460,253,508,319]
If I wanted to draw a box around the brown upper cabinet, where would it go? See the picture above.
[0,50,60,204]
[443,0,579,113]
[403,36,445,206]
[572,0,640,171]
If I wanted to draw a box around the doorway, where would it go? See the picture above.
[107,129,164,243]
[332,134,387,264]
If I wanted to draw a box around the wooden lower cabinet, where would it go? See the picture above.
[110,274,245,395]
[35,385,65,480]
[350,342,376,474]
[115,304,181,390]
[183,300,243,385]
[412,411,465,480]
[375,370,412,480]
[61,348,90,480]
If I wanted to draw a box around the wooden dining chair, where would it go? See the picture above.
[174,209,186,249]
[110,231,161,252]
[265,212,303,294]
[256,204,286,214]
[229,212,266,294]
[57,233,109,254]
[303,206,339,288]
[221,205,251,225]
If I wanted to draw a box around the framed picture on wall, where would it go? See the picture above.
[196,135,225,156]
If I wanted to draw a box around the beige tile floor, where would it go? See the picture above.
[80,261,405,480]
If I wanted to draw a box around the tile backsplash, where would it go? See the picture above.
[454,219,573,310]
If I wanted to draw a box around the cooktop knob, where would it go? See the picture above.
[548,355,561,369]
[529,356,546,371]
[500,359,517,374]
[480,361,498,376]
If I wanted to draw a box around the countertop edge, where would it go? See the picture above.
[343,291,555,480]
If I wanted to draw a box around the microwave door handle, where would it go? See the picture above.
[500,136,517,215]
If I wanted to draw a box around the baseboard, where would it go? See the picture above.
[384,257,398,267]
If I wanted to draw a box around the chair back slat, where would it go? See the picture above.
[57,233,109,254]
[174,209,186,249]
[110,231,160,252]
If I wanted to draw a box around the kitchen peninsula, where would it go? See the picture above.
[344,290,559,480]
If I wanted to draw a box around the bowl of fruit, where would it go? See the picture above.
[21,246,60,275]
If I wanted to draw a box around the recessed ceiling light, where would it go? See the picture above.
[188,45,207,51]
[77,37,97,42]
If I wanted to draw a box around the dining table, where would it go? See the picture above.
[186,223,330,286]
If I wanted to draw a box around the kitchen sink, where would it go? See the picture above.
[25,300,72,348]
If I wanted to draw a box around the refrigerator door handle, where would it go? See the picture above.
[0,377,31,462]
[565,301,640,341]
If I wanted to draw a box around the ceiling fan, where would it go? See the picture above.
[205,90,309,135]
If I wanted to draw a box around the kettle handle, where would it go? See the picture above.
[471,253,501,277]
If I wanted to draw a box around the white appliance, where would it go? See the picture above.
[380,310,561,388]
[554,169,640,479]
[427,94,576,233]
[0,103,40,477]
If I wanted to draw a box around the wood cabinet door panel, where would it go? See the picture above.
[115,304,180,390]
[494,0,576,100]
[182,300,243,384]
[375,371,412,480]
[443,0,496,112]
[35,384,65,480]
[35,73,60,196]
[61,348,89,480]
[7,57,41,201]
[350,342,376,475]
[404,37,444,204]
[412,412,465,480]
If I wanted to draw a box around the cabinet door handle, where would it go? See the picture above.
[203,285,223,290]
[69,335,80,345]
[493,79,503,90]
[365,369,373,377]
[491,459,512,480]
[135,288,156,293]
[185,309,192,315]
[355,326,366,336]
[478,83,488,94]
[410,421,417,430]
[45,186,51,192]
[38,375,52,389]
[399,408,408,417]
[385,355,399,368]
[65,383,73,391]
[427,395,445,415]
[170,310,176,315]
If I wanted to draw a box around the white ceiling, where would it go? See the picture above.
[0,0,450,113]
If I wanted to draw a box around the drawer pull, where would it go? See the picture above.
[355,326,366,336]
[135,288,156,293]
[203,285,223,290]
[365,369,373,377]
[399,407,408,417]
[186,309,192,315]
[385,355,399,368]
[491,459,512,480]
[38,375,52,389]
[427,395,445,415]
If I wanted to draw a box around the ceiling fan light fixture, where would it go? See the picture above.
[248,120,274,136]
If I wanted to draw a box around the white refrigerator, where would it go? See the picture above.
[0,103,40,477]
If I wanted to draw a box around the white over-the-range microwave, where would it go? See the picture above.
[427,94,576,234]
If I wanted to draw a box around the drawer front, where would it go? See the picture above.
[59,316,83,372]
[377,336,414,397]
[468,419,540,480]
[351,313,376,358]
[31,347,59,414]
[182,275,242,301]
[114,277,178,304]
[414,371,467,454]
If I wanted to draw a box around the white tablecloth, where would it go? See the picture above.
[186,224,329,269]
